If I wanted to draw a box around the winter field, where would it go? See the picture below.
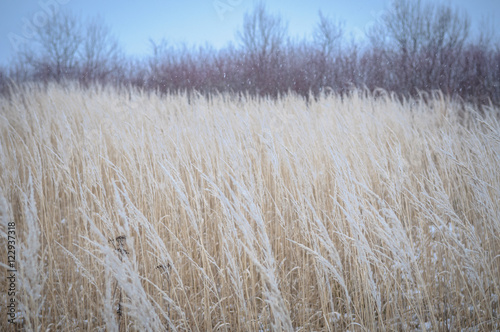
[1,85,499,331]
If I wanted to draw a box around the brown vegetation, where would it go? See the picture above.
[1,85,499,330]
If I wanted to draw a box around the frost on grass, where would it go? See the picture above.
[0,85,499,330]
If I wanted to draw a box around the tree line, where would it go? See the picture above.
[1,0,499,105]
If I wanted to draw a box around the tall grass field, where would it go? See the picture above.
[1,85,499,331]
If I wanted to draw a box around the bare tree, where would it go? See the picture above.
[476,15,496,50]
[20,11,83,82]
[79,16,122,84]
[237,2,287,95]
[368,0,470,92]
[16,11,123,85]
[314,11,343,58]
[312,11,344,92]
[238,2,286,59]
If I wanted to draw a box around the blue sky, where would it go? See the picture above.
[0,0,498,66]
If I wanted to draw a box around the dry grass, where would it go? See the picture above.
[0,84,499,331]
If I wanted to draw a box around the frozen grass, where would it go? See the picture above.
[0,84,499,331]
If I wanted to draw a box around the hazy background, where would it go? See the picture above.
[1,0,498,65]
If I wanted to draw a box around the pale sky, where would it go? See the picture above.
[0,0,498,66]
